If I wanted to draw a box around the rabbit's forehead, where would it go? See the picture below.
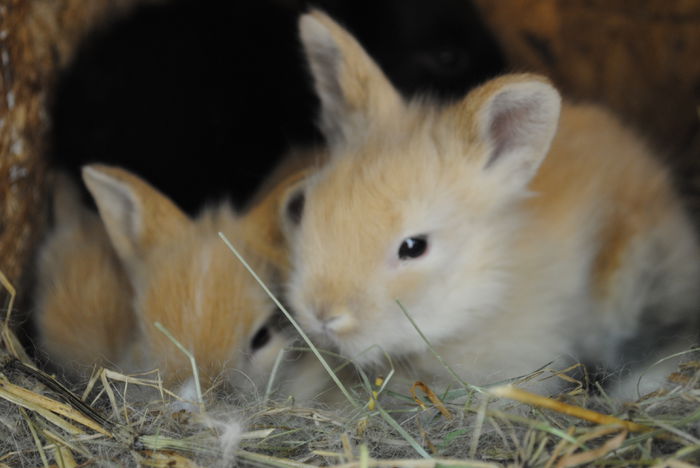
[303,153,469,261]
[313,141,473,210]
[146,239,272,328]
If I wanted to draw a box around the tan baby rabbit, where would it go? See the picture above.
[37,164,319,400]
[283,11,700,395]
[80,164,301,396]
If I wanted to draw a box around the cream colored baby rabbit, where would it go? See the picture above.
[284,11,700,395]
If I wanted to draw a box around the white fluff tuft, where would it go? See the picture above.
[205,414,243,467]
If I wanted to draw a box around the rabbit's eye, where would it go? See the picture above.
[398,235,428,260]
[286,190,305,225]
[250,326,271,351]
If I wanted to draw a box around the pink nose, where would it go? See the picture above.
[317,306,358,336]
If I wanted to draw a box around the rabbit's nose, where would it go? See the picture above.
[318,307,358,336]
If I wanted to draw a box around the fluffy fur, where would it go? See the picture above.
[286,11,700,394]
[35,173,136,378]
[241,145,329,276]
[36,165,321,399]
[80,164,296,393]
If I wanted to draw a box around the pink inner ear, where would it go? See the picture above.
[484,93,538,169]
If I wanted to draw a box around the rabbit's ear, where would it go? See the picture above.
[240,170,310,274]
[82,164,189,271]
[471,75,561,190]
[299,10,403,146]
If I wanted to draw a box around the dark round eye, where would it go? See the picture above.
[286,190,304,225]
[250,326,271,351]
[398,235,428,260]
